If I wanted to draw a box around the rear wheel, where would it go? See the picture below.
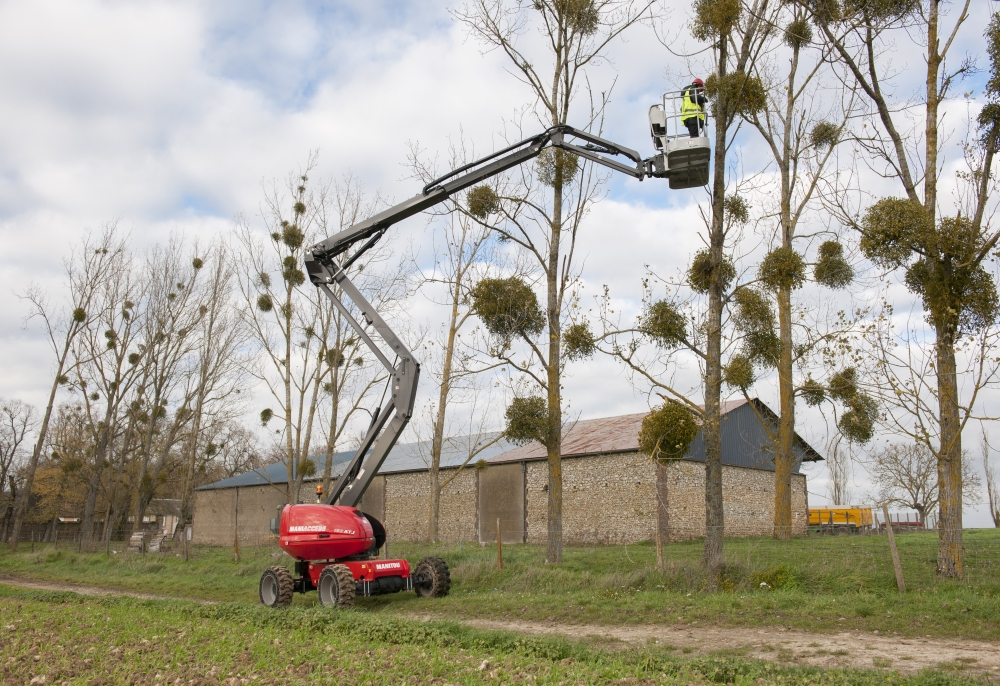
[413,556,450,598]
[259,566,293,608]
[317,564,355,608]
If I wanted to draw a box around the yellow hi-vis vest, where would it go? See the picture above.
[681,86,705,123]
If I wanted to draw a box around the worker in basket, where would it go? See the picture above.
[681,77,707,138]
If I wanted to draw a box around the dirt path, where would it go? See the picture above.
[0,574,212,603]
[2,575,994,676]
[419,615,999,676]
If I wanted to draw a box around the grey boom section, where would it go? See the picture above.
[304,124,661,509]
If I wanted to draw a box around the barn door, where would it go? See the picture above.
[478,463,524,544]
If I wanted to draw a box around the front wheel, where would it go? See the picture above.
[259,566,293,608]
[413,556,450,598]
[318,564,356,608]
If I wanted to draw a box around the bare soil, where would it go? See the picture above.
[419,615,1000,677]
[3,575,995,677]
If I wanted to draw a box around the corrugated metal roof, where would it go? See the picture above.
[198,399,821,491]
[197,432,517,491]
[487,399,750,463]
[487,398,822,472]
[196,453,354,490]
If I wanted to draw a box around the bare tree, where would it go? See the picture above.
[455,0,654,563]
[179,242,249,524]
[0,399,36,540]
[983,434,1000,528]
[71,237,146,546]
[867,442,981,525]
[740,1,864,538]
[419,211,507,543]
[200,421,263,482]
[825,433,852,506]
[407,143,516,542]
[8,225,128,549]
[237,162,328,504]
[808,0,999,577]
[591,0,772,578]
[129,240,208,535]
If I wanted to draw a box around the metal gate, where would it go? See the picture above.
[478,463,524,543]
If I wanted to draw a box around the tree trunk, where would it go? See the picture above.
[8,353,67,549]
[80,468,101,551]
[83,408,115,544]
[702,35,729,582]
[322,363,341,498]
[545,158,565,565]
[774,287,795,539]
[429,285,462,542]
[921,0,965,579]
[935,327,963,577]
[104,419,135,545]
[772,32,800,541]
[655,460,670,570]
[180,395,205,524]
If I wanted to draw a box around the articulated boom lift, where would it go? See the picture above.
[259,119,708,609]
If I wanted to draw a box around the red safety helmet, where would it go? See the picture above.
[692,77,704,86]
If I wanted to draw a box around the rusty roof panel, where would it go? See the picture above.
[489,399,750,464]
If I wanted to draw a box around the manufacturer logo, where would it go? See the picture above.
[375,562,402,570]
[289,525,325,532]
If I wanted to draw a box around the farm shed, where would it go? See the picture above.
[192,398,821,546]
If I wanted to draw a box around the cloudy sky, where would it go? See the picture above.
[0,0,997,524]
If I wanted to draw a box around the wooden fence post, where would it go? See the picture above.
[496,518,503,571]
[882,505,905,592]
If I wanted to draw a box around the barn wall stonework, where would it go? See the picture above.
[522,453,807,544]
[192,454,806,546]
[380,468,477,543]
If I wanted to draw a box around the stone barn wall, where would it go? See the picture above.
[523,453,807,544]
[382,468,477,543]
[193,455,807,547]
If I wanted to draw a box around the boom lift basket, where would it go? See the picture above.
[648,89,711,190]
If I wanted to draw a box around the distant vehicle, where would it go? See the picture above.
[809,507,873,534]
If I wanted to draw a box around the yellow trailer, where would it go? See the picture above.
[809,507,873,531]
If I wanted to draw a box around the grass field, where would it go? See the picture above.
[0,585,990,685]
[1,529,998,641]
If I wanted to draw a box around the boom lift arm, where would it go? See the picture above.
[305,124,665,509]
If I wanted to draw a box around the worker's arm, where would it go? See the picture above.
[308,125,659,508]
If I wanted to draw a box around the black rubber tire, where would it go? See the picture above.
[259,566,293,608]
[413,556,450,598]
[317,564,355,608]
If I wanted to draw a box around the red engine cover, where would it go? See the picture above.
[278,504,374,561]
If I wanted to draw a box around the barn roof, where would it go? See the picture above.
[198,399,822,491]
[196,432,517,491]
[487,398,822,472]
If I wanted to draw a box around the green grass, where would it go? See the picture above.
[0,585,988,685]
[2,529,999,641]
